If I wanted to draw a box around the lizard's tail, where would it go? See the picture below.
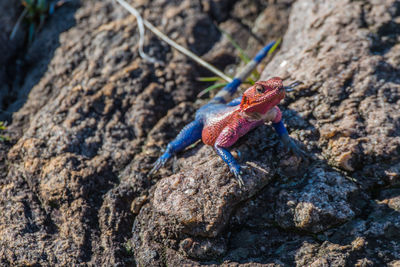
[212,41,276,103]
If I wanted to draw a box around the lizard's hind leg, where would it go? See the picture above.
[149,120,203,175]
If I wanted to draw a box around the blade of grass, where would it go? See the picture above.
[268,38,281,55]
[9,8,28,40]
[28,23,35,44]
[198,83,228,97]
[248,39,281,81]
[0,121,9,141]
[219,28,251,63]
[238,52,250,64]
[0,135,10,142]
[37,0,47,12]
[245,77,256,85]
[197,76,224,82]
[250,69,260,81]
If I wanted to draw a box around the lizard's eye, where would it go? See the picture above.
[256,84,265,93]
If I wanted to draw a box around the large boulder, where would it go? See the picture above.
[0,0,399,265]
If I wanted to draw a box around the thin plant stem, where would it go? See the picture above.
[10,8,28,40]
[115,0,233,83]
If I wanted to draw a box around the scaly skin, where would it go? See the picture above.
[150,42,306,186]
[201,78,284,147]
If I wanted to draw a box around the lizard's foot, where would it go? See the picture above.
[280,134,308,160]
[148,152,170,175]
[230,165,247,187]
[287,139,308,160]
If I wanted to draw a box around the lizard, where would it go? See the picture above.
[149,41,306,186]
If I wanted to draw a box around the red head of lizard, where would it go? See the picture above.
[239,77,285,114]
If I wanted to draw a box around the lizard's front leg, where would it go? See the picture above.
[214,145,244,187]
[272,119,307,158]
[213,127,245,186]
[149,119,203,175]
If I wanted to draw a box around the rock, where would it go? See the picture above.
[274,167,362,233]
[261,0,400,188]
[1,0,400,265]
[152,146,275,238]
[0,0,226,264]
[132,124,292,264]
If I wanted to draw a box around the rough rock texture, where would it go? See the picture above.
[1,0,400,266]
[262,0,400,188]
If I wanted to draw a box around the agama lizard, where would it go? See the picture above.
[150,41,306,186]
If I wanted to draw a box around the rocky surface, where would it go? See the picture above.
[0,0,399,266]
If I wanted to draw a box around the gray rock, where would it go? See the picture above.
[274,167,361,233]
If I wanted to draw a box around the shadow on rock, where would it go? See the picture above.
[2,0,80,128]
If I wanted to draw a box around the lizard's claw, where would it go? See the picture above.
[281,134,308,160]
[287,139,308,160]
[230,165,246,187]
[234,172,245,188]
[148,152,170,176]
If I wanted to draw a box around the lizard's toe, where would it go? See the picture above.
[148,153,170,175]
[148,159,162,175]
[288,140,308,160]
[235,173,245,187]
[231,167,245,187]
